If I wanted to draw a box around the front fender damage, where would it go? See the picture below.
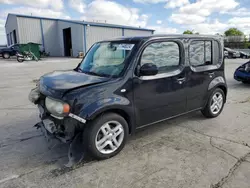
[34,114,87,167]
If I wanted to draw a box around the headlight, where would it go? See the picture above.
[45,97,70,117]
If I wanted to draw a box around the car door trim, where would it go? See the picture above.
[140,68,183,80]
[136,108,202,129]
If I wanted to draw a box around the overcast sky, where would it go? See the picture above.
[0,0,250,44]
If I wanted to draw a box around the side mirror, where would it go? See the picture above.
[140,63,158,76]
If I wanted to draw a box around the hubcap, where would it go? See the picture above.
[210,92,223,115]
[95,121,124,154]
[4,53,9,58]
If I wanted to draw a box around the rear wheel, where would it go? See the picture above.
[201,88,225,118]
[3,52,10,59]
[84,113,128,160]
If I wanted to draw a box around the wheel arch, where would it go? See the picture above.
[208,76,227,99]
[217,84,227,101]
[87,107,135,135]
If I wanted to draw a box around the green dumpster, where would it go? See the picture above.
[19,42,41,60]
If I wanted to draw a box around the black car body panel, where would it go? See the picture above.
[39,70,111,98]
[31,34,227,142]
[0,44,19,57]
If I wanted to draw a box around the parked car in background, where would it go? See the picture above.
[0,44,20,59]
[224,47,240,58]
[234,61,250,84]
[0,45,7,50]
[239,51,250,59]
[29,35,227,165]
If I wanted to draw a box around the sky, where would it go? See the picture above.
[0,0,250,44]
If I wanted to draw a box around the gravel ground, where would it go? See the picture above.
[0,57,249,188]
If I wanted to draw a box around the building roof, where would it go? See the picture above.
[5,14,155,32]
[104,34,223,42]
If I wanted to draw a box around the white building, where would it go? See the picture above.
[5,14,154,57]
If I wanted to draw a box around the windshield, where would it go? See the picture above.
[78,42,136,78]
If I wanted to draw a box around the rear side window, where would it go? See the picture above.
[213,41,220,64]
[189,40,221,67]
[141,41,180,74]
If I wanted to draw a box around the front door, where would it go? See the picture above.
[133,40,187,127]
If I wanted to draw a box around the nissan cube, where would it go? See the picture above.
[29,35,227,164]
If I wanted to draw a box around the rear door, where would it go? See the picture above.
[186,39,223,111]
[133,39,188,127]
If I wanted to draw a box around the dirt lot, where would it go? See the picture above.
[0,57,250,188]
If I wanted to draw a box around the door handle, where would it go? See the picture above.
[208,72,215,78]
[176,77,186,84]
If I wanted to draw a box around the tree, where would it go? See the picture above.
[224,28,244,36]
[183,30,193,34]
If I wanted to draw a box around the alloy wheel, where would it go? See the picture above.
[95,121,124,154]
[210,92,223,115]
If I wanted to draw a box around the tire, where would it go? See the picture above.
[84,113,129,160]
[3,52,10,59]
[201,88,225,118]
[242,81,249,84]
[17,56,24,63]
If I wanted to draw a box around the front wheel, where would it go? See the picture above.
[17,56,24,62]
[84,113,129,160]
[201,88,225,118]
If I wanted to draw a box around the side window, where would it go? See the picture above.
[189,41,213,66]
[141,41,180,74]
[213,41,220,64]
[205,41,212,65]
[189,41,204,66]
[189,40,221,67]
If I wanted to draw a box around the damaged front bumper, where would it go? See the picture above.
[30,89,87,166]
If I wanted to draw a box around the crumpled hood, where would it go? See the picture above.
[39,70,110,98]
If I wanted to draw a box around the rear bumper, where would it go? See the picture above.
[234,70,250,82]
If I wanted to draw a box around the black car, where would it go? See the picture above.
[0,44,19,59]
[29,35,227,165]
[224,47,240,58]
[239,51,250,59]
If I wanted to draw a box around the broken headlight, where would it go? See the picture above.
[29,87,40,103]
[45,97,70,117]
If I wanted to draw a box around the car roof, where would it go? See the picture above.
[100,34,223,43]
